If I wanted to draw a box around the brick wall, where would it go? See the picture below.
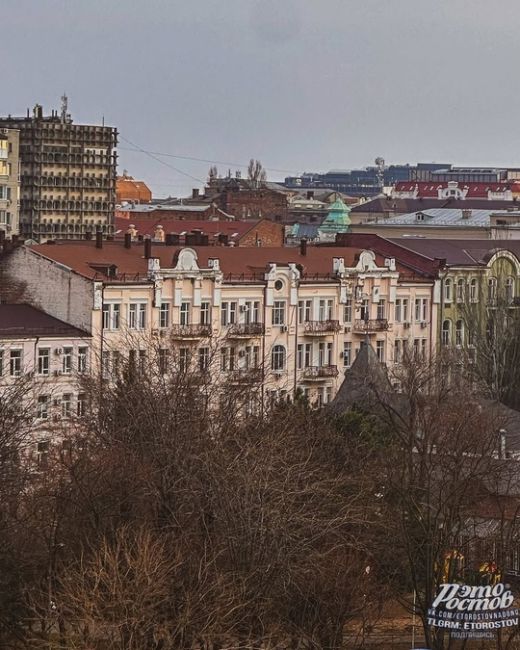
[239,220,284,247]
[219,189,288,222]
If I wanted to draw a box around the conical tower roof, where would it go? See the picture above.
[329,341,393,414]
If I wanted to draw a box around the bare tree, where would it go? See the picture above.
[247,159,267,188]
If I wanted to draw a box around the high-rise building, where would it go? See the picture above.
[0,100,117,241]
[0,127,20,237]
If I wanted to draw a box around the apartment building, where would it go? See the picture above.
[0,128,20,237]
[7,237,437,407]
[0,304,92,460]
[0,101,117,241]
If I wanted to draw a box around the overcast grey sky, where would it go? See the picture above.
[3,0,520,196]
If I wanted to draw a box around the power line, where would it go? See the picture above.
[118,138,298,176]
[119,135,206,185]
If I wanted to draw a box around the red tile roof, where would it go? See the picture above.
[0,304,90,338]
[28,241,426,283]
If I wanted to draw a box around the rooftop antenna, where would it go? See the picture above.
[60,93,68,123]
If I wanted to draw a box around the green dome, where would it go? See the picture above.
[319,198,351,234]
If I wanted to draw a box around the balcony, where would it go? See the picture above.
[227,322,265,338]
[302,365,339,381]
[228,368,263,384]
[303,320,341,336]
[170,324,212,340]
[353,319,389,334]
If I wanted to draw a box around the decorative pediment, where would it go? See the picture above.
[174,248,199,271]
[355,250,378,272]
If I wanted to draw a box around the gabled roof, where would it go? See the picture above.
[351,197,520,214]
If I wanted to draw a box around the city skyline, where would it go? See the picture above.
[4,0,520,196]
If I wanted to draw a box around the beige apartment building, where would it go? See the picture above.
[0,128,20,237]
[8,239,438,408]
[0,101,117,241]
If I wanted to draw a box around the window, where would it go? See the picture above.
[61,394,72,418]
[10,350,22,376]
[200,301,211,325]
[112,351,121,377]
[272,301,286,326]
[138,350,146,373]
[343,342,352,367]
[377,299,385,320]
[199,347,210,371]
[456,278,465,303]
[318,299,333,321]
[297,343,312,369]
[244,301,260,324]
[128,303,146,329]
[343,299,352,323]
[220,347,236,371]
[102,303,120,330]
[455,320,464,347]
[506,277,515,304]
[359,299,369,321]
[271,345,286,371]
[62,347,73,374]
[78,347,88,373]
[376,340,384,362]
[37,441,49,469]
[37,395,49,420]
[159,348,169,375]
[180,302,190,326]
[245,345,260,368]
[487,278,497,304]
[395,298,409,322]
[394,339,402,363]
[442,320,451,346]
[298,299,312,323]
[0,350,3,377]
[444,278,452,303]
[102,351,110,378]
[159,303,170,328]
[179,347,190,373]
[221,301,237,326]
[318,341,333,366]
[470,278,478,303]
[37,348,50,376]
[77,393,87,417]
[414,298,428,322]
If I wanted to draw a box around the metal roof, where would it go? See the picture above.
[383,208,520,227]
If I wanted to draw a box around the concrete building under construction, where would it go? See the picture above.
[0,98,117,241]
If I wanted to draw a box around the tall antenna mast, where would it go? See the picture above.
[60,93,68,123]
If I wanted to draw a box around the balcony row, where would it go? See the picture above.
[160,319,391,340]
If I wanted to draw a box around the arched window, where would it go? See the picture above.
[444,278,452,303]
[470,278,478,303]
[456,278,465,303]
[506,277,515,304]
[271,345,286,371]
[488,277,497,304]
[455,320,464,347]
[442,320,451,346]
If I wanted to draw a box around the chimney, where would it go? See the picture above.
[95,229,103,249]
[306,190,314,200]
[124,232,132,249]
[462,209,472,220]
[85,231,93,241]
[144,236,152,259]
[192,188,200,199]
[218,233,229,245]
[165,233,180,246]
[300,238,308,256]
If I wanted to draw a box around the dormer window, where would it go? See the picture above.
[89,263,118,278]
